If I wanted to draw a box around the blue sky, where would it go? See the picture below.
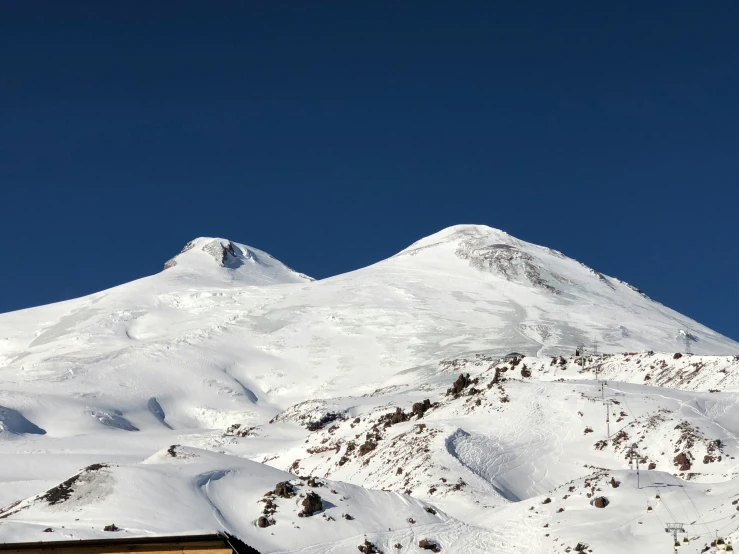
[1,1,737,341]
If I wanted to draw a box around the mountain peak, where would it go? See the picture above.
[399,224,516,255]
[163,237,312,285]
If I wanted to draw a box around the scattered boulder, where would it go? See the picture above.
[424,506,437,515]
[593,496,609,508]
[358,539,384,553]
[673,353,683,359]
[103,524,120,532]
[274,481,296,498]
[382,407,408,427]
[674,452,692,471]
[43,528,53,533]
[447,374,472,396]
[305,476,323,488]
[257,516,273,528]
[610,477,620,488]
[488,368,503,387]
[343,513,354,520]
[412,399,432,418]
[359,440,377,456]
[520,365,531,378]
[224,423,256,437]
[306,411,344,432]
[418,539,441,552]
[648,462,657,470]
[542,497,552,504]
[300,491,323,517]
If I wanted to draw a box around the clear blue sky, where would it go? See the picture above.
[1,1,737,341]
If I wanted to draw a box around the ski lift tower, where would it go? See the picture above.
[664,522,686,551]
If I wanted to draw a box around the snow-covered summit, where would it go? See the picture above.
[397,224,627,295]
[163,237,312,285]
[397,224,518,254]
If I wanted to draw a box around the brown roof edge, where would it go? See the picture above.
[0,532,261,554]
[0,533,223,549]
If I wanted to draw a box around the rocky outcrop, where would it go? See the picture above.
[300,491,323,517]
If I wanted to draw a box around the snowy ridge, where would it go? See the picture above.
[163,237,313,285]
[0,225,738,552]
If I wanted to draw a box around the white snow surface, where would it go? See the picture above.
[0,225,738,553]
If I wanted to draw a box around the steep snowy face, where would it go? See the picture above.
[397,225,629,296]
[384,224,736,356]
[162,237,312,285]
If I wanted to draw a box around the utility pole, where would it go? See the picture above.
[599,388,611,438]
[592,338,599,357]
[627,443,640,486]
[679,329,692,355]
[685,330,691,355]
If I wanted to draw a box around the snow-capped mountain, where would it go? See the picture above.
[0,225,737,553]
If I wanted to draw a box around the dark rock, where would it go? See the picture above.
[488,368,503,388]
[306,412,344,432]
[673,353,683,359]
[648,462,657,470]
[520,365,531,378]
[41,464,108,506]
[381,407,409,427]
[306,476,323,488]
[257,516,273,528]
[542,497,552,504]
[593,496,609,508]
[274,481,296,498]
[447,374,471,396]
[359,439,377,456]
[358,539,383,553]
[43,528,53,533]
[418,539,441,552]
[610,477,620,488]
[674,452,692,471]
[412,399,432,418]
[103,524,120,532]
[300,491,323,516]
[344,513,354,520]
[424,506,437,515]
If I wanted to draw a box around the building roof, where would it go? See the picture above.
[0,533,260,554]
[504,352,524,358]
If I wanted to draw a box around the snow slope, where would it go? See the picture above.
[0,225,737,553]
